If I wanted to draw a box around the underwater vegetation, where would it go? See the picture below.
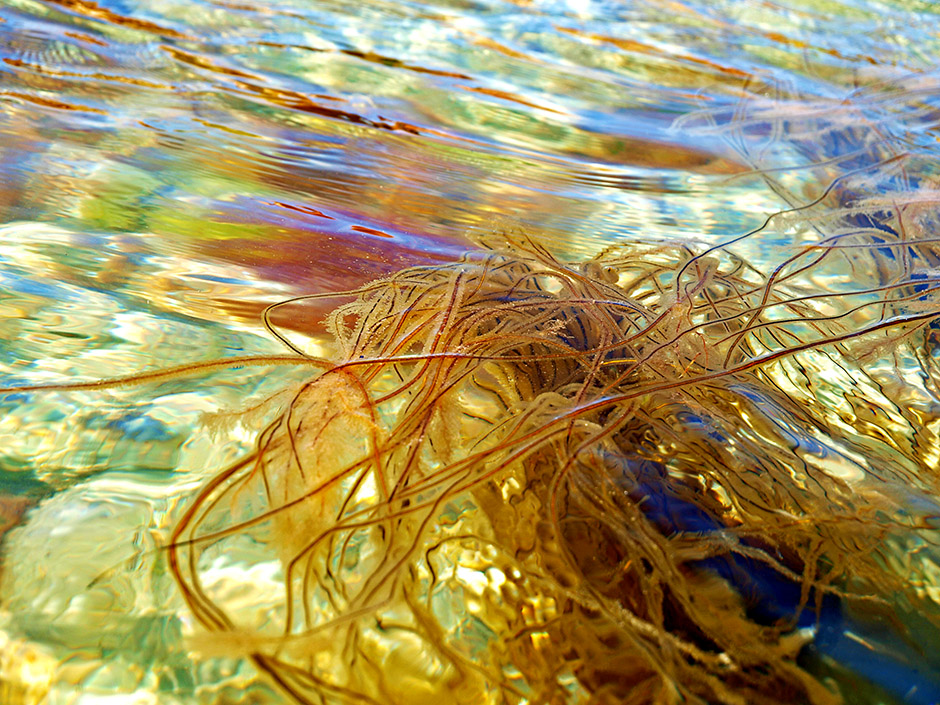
[5,75,940,705]
[160,212,940,705]
[164,76,940,705]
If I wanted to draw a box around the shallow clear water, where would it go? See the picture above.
[2,0,940,703]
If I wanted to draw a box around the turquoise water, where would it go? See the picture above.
[2,0,940,703]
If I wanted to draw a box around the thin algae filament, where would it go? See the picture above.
[156,210,940,704]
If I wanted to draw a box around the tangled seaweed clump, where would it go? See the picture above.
[161,218,940,705]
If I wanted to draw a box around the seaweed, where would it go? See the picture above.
[152,207,940,704]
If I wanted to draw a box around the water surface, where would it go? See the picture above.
[2,0,940,703]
